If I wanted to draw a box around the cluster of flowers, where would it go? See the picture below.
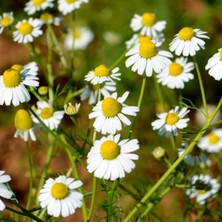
[0,0,222,219]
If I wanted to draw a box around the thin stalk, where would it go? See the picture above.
[87,177,97,222]
[109,48,128,70]
[193,56,208,118]
[124,98,222,222]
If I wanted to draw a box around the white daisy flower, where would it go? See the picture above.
[0,171,13,211]
[84,65,121,85]
[186,174,220,205]
[89,91,139,135]
[58,0,89,15]
[157,57,194,89]
[87,134,139,180]
[152,146,165,159]
[197,129,222,153]
[0,66,39,106]
[14,109,36,141]
[169,27,209,56]
[13,18,43,44]
[40,12,62,26]
[151,106,190,137]
[130,12,166,38]
[64,27,94,50]
[24,0,54,15]
[178,147,207,166]
[64,102,80,115]
[33,101,64,130]
[80,80,117,105]
[205,48,222,81]
[39,175,83,218]
[125,33,165,49]
[125,40,172,77]
[0,12,14,34]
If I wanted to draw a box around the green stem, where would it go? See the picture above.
[109,48,128,70]
[87,177,97,221]
[24,141,33,212]
[193,56,208,118]
[124,98,222,222]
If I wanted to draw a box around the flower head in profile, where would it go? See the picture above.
[87,134,139,180]
[125,40,172,77]
[24,0,54,15]
[89,91,139,135]
[130,12,166,37]
[186,174,220,205]
[64,102,80,115]
[205,48,222,81]
[0,12,14,34]
[39,175,83,217]
[64,27,94,50]
[169,27,209,56]
[33,101,64,130]
[84,65,121,85]
[14,109,36,141]
[58,0,89,15]
[197,129,222,153]
[0,64,39,106]
[0,171,13,211]
[151,106,190,137]
[80,80,116,105]
[40,12,62,26]
[13,18,43,43]
[157,57,194,89]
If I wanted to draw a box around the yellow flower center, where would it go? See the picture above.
[169,62,183,76]
[65,104,78,115]
[40,107,54,119]
[208,133,220,144]
[102,97,122,117]
[139,41,157,58]
[220,49,222,60]
[18,22,33,35]
[11,64,24,72]
[38,86,48,95]
[32,0,45,6]
[74,30,81,39]
[179,27,194,41]
[3,69,21,88]
[1,17,13,27]
[51,182,68,199]
[94,65,109,77]
[40,13,53,22]
[100,140,120,160]
[139,35,152,43]
[65,0,76,4]
[141,13,156,27]
[14,109,34,131]
[165,113,179,125]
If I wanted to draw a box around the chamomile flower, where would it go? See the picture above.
[169,27,209,56]
[33,101,64,130]
[40,12,62,26]
[205,48,222,81]
[80,80,116,105]
[130,12,166,37]
[39,175,83,217]
[58,0,89,15]
[0,12,14,34]
[89,91,139,135]
[157,57,194,89]
[24,0,54,15]
[84,65,121,85]
[103,31,122,45]
[186,174,220,205]
[87,134,139,180]
[64,102,80,115]
[125,40,172,77]
[14,109,36,141]
[151,106,190,137]
[0,171,13,211]
[13,18,43,44]
[197,129,222,153]
[178,147,207,166]
[64,27,94,50]
[0,67,39,106]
